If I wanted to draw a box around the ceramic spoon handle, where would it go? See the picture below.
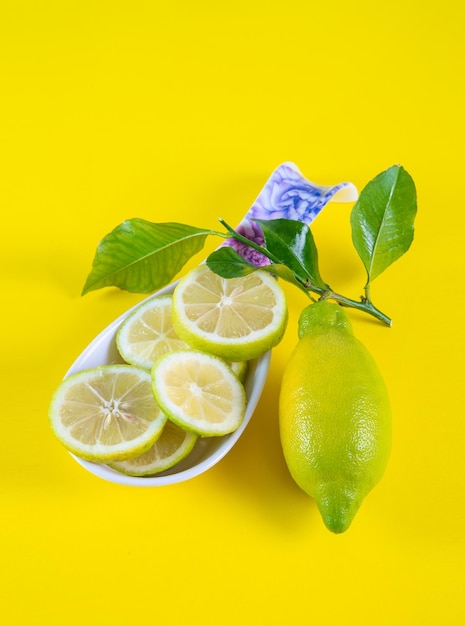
[229,162,358,264]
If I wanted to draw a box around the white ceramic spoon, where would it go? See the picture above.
[63,163,358,486]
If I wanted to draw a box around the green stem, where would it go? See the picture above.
[219,218,392,327]
[364,282,372,302]
[319,290,392,326]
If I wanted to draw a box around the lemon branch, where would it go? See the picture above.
[318,291,392,327]
[218,219,392,327]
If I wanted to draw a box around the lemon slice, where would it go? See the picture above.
[151,350,246,436]
[116,295,189,370]
[229,360,248,382]
[109,420,198,476]
[172,265,288,361]
[49,365,167,462]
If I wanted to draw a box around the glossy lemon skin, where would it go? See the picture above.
[279,302,392,533]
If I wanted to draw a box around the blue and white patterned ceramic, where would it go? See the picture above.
[228,162,358,264]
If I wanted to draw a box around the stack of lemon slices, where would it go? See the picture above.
[49,265,288,477]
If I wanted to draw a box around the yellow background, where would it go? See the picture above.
[1,1,464,624]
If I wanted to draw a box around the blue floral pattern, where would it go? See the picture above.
[228,162,358,265]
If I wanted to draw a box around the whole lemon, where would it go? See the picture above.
[279,301,392,533]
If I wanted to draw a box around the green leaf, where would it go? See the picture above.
[262,264,312,294]
[206,246,258,277]
[254,218,328,289]
[350,165,417,285]
[206,246,311,296]
[82,219,217,294]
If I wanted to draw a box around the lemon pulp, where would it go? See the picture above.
[151,350,246,436]
[116,295,189,370]
[110,420,198,476]
[172,265,288,361]
[49,365,167,462]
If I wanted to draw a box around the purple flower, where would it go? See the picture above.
[228,220,269,266]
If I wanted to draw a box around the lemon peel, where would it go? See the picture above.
[279,301,392,533]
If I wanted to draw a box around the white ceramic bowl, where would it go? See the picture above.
[62,162,357,485]
[65,280,271,486]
